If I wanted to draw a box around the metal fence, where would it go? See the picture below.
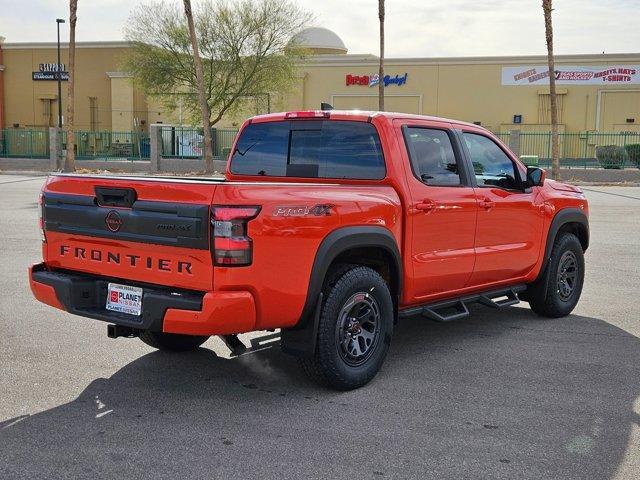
[0,129,50,158]
[61,130,150,161]
[495,131,640,169]
[1,127,638,169]
[160,126,238,159]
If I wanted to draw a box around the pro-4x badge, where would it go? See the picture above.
[273,204,333,217]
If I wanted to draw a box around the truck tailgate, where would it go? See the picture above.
[42,175,221,291]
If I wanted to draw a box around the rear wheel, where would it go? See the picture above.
[300,266,394,390]
[526,232,585,318]
[139,331,209,352]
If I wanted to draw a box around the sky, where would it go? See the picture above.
[0,0,638,57]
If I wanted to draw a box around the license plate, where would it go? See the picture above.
[106,283,143,316]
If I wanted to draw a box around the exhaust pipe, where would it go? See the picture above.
[107,324,140,339]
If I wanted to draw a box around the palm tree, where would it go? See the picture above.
[543,0,560,180]
[64,0,77,172]
[378,0,385,111]
[183,0,214,173]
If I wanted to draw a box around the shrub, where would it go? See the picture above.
[595,145,628,169]
[624,143,640,168]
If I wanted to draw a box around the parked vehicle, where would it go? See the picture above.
[30,110,589,390]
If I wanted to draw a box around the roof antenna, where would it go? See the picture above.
[320,102,334,111]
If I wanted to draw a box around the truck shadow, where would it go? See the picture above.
[2,307,639,479]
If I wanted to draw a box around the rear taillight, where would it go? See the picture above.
[38,192,46,243]
[211,206,261,266]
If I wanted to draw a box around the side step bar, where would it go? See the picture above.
[399,285,526,323]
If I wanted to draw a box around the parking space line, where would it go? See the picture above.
[581,187,640,201]
[0,177,46,185]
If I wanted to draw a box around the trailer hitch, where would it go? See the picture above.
[107,324,140,339]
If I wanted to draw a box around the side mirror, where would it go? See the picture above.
[526,166,545,187]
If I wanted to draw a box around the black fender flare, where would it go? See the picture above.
[520,208,589,300]
[537,207,589,282]
[280,226,402,357]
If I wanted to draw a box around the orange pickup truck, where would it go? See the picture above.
[30,110,589,389]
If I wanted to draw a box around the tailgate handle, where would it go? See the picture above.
[95,187,137,208]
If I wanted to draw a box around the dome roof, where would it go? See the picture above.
[290,27,348,54]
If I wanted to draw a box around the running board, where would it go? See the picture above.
[399,285,526,323]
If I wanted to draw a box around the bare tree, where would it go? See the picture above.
[543,0,560,180]
[182,0,214,172]
[64,0,78,172]
[378,0,385,111]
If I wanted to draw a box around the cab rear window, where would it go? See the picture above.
[230,120,385,179]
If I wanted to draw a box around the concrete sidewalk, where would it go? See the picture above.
[2,156,638,184]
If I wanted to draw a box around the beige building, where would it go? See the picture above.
[1,28,639,136]
[0,40,172,132]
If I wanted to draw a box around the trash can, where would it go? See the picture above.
[520,155,539,166]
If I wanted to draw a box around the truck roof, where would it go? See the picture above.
[248,110,482,130]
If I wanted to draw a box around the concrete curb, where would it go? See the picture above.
[0,157,227,174]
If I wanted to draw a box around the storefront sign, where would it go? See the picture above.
[346,73,408,87]
[32,63,68,81]
[502,65,640,85]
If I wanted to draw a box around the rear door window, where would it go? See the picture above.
[230,120,385,179]
[403,127,462,186]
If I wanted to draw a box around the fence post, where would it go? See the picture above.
[49,127,61,170]
[149,124,161,173]
[508,130,521,157]
[583,131,589,167]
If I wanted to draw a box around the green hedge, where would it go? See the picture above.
[595,145,628,169]
[624,144,640,168]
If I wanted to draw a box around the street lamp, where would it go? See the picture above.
[56,18,65,128]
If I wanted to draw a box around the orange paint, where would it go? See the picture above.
[30,111,588,337]
[28,264,64,310]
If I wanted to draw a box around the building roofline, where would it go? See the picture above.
[2,40,638,65]
[305,52,640,67]
[2,41,131,49]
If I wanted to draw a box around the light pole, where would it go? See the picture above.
[56,18,65,128]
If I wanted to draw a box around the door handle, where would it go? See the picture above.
[479,198,495,210]
[415,199,436,212]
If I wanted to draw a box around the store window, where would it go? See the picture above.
[538,91,565,124]
[89,97,99,131]
[41,98,54,127]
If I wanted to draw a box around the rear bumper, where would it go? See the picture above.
[29,263,256,336]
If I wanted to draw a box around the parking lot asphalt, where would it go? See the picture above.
[0,175,638,480]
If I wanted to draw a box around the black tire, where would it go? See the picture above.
[139,331,209,352]
[526,232,585,318]
[300,265,394,390]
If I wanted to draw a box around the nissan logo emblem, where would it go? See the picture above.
[105,210,123,232]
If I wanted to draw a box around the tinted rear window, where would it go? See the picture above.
[230,120,385,179]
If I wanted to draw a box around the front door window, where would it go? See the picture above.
[463,133,520,190]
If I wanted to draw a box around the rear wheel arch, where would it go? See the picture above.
[280,226,402,357]
[328,245,401,302]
